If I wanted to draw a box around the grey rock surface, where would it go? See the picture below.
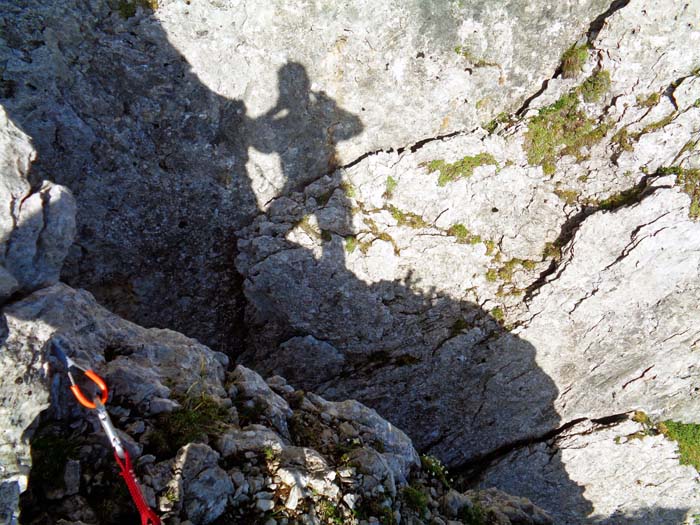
[479,419,700,524]
[1,0,700,523]
[0,107,76,303]
[0,0,610,353]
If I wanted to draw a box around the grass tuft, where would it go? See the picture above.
[561,44,588,78]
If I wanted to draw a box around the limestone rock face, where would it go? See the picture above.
[0,107,76,302]
[0,0,610,353]
[479,419,700,524]
[1,0,700,523]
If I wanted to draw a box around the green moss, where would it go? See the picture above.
[661,421,700,471]
[658,166,700,219]
[345,236,358,253]
[580,70,611,103]
[612,128,634,152]
[490,306,504,321]
[448,223,481,244]
[637,92,660,108]
[484,112,511,134]
[640,112,677,134]
[484,240,497,256]
[149,394,231,458]
[524,91,609,175]
[460,502,487,525]
[553,188,580,205]
[485,268,498,282]
[384,176,398,198]
[426,153,498,186]
[561,44,588,78]
[117,0,157,18]
[597,183,645,211]
[450,318,471,337]
[402,485,428,513]
[389,205,428,228]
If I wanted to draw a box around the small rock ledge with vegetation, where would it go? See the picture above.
[2,0,700,524]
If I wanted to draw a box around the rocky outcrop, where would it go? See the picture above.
[0,107,75,302]
[1,283,549,525]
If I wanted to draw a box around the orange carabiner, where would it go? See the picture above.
[69,369,109,409]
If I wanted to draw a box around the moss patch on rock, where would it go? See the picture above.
[426,153,498,186]
[524,92,609,175]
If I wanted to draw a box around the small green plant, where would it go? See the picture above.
[640,111,677,134]
[318,500,344,524]
[637,92,660,108]
[389,205,428,228]
[341,181,357,199]
[484,240,497,256]
[580,70,611,103]
[561,44,588,78]
[454,46,498,68]
[296,214,322,240]
[448,223,481,244]
[612,128,634,152]
[485,268,498,282]
[384,176,398,198]
[542,242,562,260]
[345,235,358,253]
[150,394,231,458]
[460,502,487,525]
[490,306,504,321]
[117,0,158,18]
[402,485,428,514]
[484,112,511,133]
[263,446,276,461]
[553,188,579,205]
[597,182,646,211]
[426,153,498,186]
[421,454,451,487]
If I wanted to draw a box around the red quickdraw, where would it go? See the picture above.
[114,449,161,525]
[52,337,161,525]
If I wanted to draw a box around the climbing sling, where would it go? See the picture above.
[52,339,161,525]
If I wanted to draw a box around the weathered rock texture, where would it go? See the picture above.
[0,107,75,302]
[1,283,550,525]
[0,0,611,354]
[1,0,700,523]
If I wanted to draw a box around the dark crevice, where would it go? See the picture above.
[524,174,666,303]
[450,418,588,482]
[452,412,632,484]
[515,77,556,117]
[585,0,631,43]
[523,206,595,302]
[341,129,468,171]
[516,0,631,117]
